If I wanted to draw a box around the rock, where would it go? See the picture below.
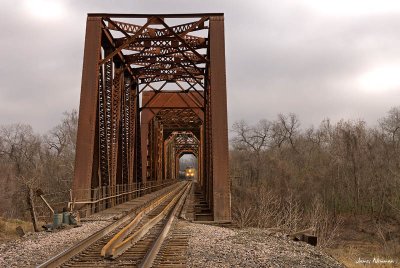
[15,226,25,237]
[42,223,53,231]
[183,221,345,268]
[0,220,110,267]
[70,211,80,225]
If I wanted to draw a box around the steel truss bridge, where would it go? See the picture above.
[72,13,230,221]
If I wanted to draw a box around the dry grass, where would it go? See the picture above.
[0,217,34,241]
[327,245,399,268]
[326,215,400,268]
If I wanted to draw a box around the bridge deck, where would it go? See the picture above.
[83,182,182,222]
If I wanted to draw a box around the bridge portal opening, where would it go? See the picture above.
[179,153,198,181]
[73,13,230,221]
[179,154,197,171]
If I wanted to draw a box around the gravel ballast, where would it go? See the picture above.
[0,220,111,267]
[1,218,345,267]
[184,221,345,268]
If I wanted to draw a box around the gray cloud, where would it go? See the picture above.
[1,0,399,132]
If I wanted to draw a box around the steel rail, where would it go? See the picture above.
[139,181,192,267]
[36,182,184,268]
[105,182,190,258]
[100,182,187,257]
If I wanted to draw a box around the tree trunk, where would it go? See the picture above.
[27,187,39,232]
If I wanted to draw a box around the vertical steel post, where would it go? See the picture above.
[72,17,102,203]
[209,15,231,221]
[134,82,142,184]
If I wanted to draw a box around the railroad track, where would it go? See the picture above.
[38,181,192,268]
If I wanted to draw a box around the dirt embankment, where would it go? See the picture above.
[327,215,400,268]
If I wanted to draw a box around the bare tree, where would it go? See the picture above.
[231,119,272,181]
[0,124,43,230]
[271,113,300,151]
[0,110,78,227]
[46,110,78,155]
[230,108,400,249]
[43,110,78,191]
[379,107,400,146]
[232,119,271,154]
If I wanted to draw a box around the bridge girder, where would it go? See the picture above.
[72,13,230,221]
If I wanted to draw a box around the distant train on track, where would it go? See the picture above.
[185,167,195,179]
[179,167,196,180]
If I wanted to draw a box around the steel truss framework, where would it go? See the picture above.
[72,13,230,221]
[164,131,200,185]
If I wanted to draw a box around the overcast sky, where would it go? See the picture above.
[1,0,400,132]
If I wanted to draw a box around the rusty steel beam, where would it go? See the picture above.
[107,19,207,40]
[209,15,230,221]
[72,16,102,203]
[114,36,206,47]
[99,20,153,65]
[88,13,224,18]
[72,14,230,222]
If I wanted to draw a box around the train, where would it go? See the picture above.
[185,167,195,179]
[178,167,196,180]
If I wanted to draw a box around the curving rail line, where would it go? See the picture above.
[38,181,192,268]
